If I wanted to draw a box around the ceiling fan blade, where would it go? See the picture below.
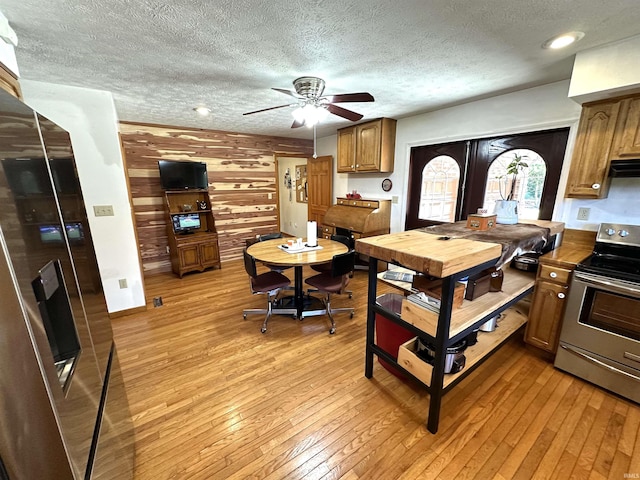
[272,88,302,98]
[327,104,364,122]
[291,119,305,128]
[326,92,374,103]
[242,104,293,115]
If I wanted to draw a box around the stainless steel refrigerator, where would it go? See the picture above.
[0,90,134,478]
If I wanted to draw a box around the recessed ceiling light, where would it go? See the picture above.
[542,31,585,50]
[193,106,211,116]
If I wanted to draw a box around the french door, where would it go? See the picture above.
[405,128,569,230]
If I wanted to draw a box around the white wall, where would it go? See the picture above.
[21,80,145,313]
[0,10,19,77]
[318,79,640,233]
[276,156,308,237]
[569,34,640,104]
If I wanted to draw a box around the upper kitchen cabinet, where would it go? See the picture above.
[612,97,640,158]
[337,117,396,173]
[565,100,621,199]
[566,94,640,199]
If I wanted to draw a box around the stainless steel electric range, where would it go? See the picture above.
[555,222,640,403]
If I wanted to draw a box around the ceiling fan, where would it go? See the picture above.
[243,76,375,128]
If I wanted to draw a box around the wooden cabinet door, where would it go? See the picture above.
[614,97,640,158]
[565,101,620,198]
[355,120,382,171]
[525,279,568,353]
[178,244,200,269]
[199,241,219,267]
[337,127,355,173]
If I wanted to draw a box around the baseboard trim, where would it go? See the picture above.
[108,304,148,319]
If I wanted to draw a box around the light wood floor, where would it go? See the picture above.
[111,261,640,479]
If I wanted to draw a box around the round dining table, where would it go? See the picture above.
[247,237,348,319]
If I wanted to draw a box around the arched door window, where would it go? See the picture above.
[418,155,461,223]
[482,149,547,220]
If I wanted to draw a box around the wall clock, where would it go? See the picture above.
[382,178,392,192]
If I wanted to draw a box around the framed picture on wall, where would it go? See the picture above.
[296,164,308,203]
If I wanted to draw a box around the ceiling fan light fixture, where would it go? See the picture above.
[542,31,584,49]
[292,104,329,127]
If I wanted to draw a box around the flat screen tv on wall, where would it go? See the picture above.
[158,160,208,190]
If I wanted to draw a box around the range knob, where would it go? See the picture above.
[605,228,616,236]
[619,229,630,237]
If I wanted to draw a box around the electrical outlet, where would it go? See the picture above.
[118,278,127,289]
[577,207,590,221]
[392,195,399,204]
[93,205,114,217]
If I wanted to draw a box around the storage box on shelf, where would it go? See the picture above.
[398,301,529,387]
[357,229,539,434]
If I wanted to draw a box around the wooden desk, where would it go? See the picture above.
[247,238,348,318]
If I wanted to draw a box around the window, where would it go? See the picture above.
[405,129,569,230]
[418,156,461,223]
[482,149,547,220]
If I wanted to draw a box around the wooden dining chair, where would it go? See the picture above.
[304,250,356,334]
[242,249,295,333]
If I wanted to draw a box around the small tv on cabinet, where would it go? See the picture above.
[158,160,208,190]
[39,224,64,244]
[64,222,84,243]
[172,213,201,234]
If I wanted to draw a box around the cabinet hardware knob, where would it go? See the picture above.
[592,183,601,189]
[550,272,557,278]
[356,164,360,168]
[557,292,565,299]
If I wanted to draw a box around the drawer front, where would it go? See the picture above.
[538,264,572,284]
[358,200,379,208]
[322,224,335,235]
[337,198,348,205]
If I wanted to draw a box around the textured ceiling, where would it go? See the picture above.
[2,0,640,139]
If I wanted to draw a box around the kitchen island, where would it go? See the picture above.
[355,221,563,433]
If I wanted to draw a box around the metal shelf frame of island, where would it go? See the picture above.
[356,230,536,434]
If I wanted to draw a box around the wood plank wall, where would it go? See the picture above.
[119,122,313,275]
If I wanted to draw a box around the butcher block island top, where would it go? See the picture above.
[356,220,564,278]
[355,229,502,278]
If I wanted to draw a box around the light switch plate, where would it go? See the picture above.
[93,205,114,217]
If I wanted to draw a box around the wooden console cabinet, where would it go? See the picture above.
[164,189,220,277]
[337,118,396,173]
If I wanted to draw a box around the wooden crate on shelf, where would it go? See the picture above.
[397,338,433,386]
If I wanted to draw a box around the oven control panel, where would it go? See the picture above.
[597,223,640,247]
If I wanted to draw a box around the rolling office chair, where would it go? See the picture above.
[304,250,356,334]
[310,234,353,273]
[242,248,295,333]
[310,234,354,298]
[246,232,292,274]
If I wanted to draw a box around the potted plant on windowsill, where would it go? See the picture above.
[495,153,529,224]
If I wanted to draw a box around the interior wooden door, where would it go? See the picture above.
[307,155,333,227]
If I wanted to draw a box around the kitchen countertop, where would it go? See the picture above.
[356,220,563,278]
[540,228,596,268]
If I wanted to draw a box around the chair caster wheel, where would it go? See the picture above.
[350,312,354,318]
[243,314,247,320]
[349,293,353,299]
[261,327,267,333]
[329,328,336,334]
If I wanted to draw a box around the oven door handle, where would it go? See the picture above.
[574,272,640,298]
[560,344,640,383]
